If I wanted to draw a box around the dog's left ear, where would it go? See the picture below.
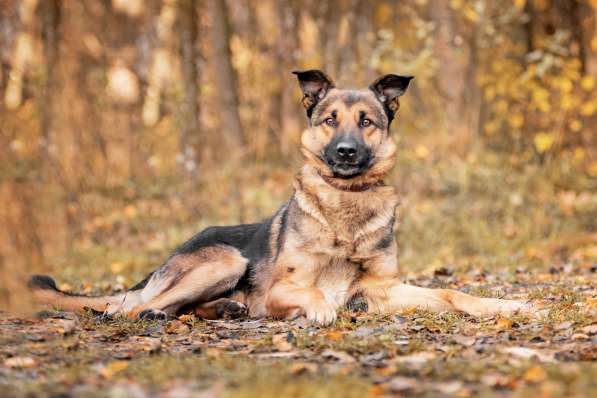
[292,69,335,118]
[369,74,413,124]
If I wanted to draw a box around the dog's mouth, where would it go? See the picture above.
[324,157,372,179]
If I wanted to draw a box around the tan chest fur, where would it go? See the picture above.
[293,165,398,261]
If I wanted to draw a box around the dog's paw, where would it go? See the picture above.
[215,299,247,319]
[305,303,337,326]
[138,309,169,321]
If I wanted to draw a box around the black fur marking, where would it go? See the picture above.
[342,91,363,108]
[129,272,154,291]
[375,217,395,250]
[239,219,273,289]
[28,275,58,291]
[175,223,262,255]
[275,203,290,261]
[375,231,394,250]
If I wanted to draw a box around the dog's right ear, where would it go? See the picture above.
[292,69,335,118]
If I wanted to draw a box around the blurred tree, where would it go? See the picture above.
[0,0,595,311]
[178,0,200,173]
[208,0,244,148]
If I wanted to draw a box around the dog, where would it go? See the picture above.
[29,70,529,325]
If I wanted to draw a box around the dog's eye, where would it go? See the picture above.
[325,117,336,127]
[360,118,372,128]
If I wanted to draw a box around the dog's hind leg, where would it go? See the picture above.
[128,245,248,319]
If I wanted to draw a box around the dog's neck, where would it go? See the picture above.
[319,174,384,192]
[293,164,398,240]
[298,163,388,193]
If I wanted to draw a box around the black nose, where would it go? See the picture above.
[336,141,358,161]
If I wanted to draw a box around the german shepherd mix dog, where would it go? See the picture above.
[29,70,529,325]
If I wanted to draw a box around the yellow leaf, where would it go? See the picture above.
[100,360,129,379]
[369,385,386,396]
[496,100,509,113]
[569,120,583,132]
[450,0,464,10]
[524,366,547,383]
[537,100,551,113]
[415,145,429,159]
[513,0,526,10]
[484,85,496,101]
[272,333,294,351]
[560,78,573,93]
[325,331,345,341]
[178,314,194,323]
[508,113,524,128]
[560,94,575,110]
[580,101,596,116]
[496,318,513,330]
[581,76,595,91]
[534,132,554,153]
[59,283,73,292]
[110,261,124,274]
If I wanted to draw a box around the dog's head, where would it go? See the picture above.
[294,70,412,188]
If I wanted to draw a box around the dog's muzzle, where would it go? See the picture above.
[323,134,371,178]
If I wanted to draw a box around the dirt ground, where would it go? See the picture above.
[2,264,595,398]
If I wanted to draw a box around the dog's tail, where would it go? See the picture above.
[28,275,123,312]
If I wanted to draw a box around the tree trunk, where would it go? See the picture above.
[178,0,200,172]
[429,0,467,136]
[208,0,244,148]
[39,0,60,153]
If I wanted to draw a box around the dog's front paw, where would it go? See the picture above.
[305,302,337,326]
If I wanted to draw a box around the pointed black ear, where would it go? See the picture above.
[292,69,335,118]
[369,74,413,124]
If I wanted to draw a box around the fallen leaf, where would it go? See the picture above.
[496,318,514,330]
[501,347,556,362]
[99,360,129,379]
[393,351,436,366]
[369,385,386,396]
[56,319,77,335]
[289,362,317,374]
[524,366,547,383]
[178,314,194,324]
[571,333,589,340]
[4,356,36,369]
[166,320,190,335]
[434,380,463,394]
[321,349,356,363]
[272,333,293,352]
[325,330,346,341]
[451,334,476,346]
[581,324,597,335]
[554,321,572,331]
[386,376,418,392]
[141,337,161,353]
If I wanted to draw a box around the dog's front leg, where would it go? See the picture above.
[266,281,337,325]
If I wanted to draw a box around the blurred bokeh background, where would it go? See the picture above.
[0,0,595,312]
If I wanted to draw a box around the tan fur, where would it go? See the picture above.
[128,246,247,318]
